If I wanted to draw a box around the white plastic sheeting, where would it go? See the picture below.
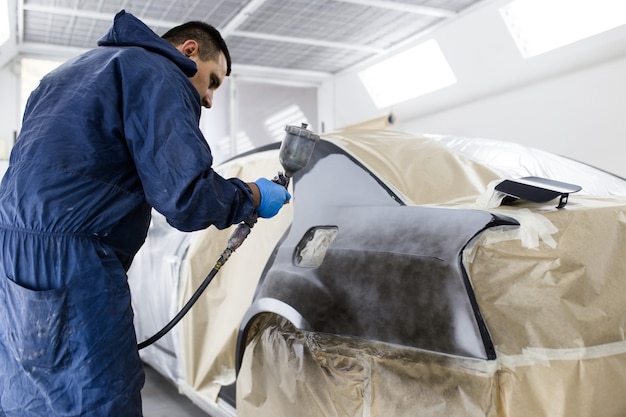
[128,147,292,413]
[430,134,626,196]
[128,213,192,384]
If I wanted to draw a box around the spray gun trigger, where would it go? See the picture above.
[273,171,290,188]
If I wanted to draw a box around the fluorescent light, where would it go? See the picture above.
[0,0,9,46]
[359,39,457,109]
[501,0,626,58]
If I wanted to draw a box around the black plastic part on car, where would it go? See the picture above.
[219,383,236,408]
[236,139,519,373]
[495,176,582,208]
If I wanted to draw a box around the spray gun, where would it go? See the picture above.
[138,123,320,350]
[218,123,320,264]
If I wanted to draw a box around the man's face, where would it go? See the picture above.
[189,51,227,109]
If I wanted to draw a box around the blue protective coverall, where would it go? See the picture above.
[0,11,255,417]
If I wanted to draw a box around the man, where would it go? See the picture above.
[0,10,290,417]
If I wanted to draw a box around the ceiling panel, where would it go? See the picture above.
[17,0,489,77]
[237,0,442,49]
[228,35,373,73]
[409,0,478,11]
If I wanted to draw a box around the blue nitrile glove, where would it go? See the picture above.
[255,178,291,218]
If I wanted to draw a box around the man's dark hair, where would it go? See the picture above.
[162,21,232,76]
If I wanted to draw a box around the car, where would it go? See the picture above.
[128,129,626,417]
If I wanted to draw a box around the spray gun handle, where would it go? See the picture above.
[226,213,257,253]
[227,172,287,253]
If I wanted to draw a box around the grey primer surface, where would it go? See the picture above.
[238,140,518,368]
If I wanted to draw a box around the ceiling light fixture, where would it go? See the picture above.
[501,0,626,58]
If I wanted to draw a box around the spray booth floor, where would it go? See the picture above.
[142,364,209,417]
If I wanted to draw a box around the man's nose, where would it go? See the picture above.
[203,90,214,109]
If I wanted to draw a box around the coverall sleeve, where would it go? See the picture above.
[119,55,255,232]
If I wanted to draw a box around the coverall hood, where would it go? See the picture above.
[98,10,198,77]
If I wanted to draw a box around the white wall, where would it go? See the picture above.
[0,63,19,159]
[399,55,626,178]
[0,0,17,70]
[200,76,319,165]
[0,0,19,160]
[323,0,626,178]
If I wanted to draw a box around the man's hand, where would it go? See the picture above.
[251,178,291,218]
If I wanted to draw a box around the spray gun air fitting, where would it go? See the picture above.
[138,123,320,350]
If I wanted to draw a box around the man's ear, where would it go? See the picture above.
[178,40,199,58]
